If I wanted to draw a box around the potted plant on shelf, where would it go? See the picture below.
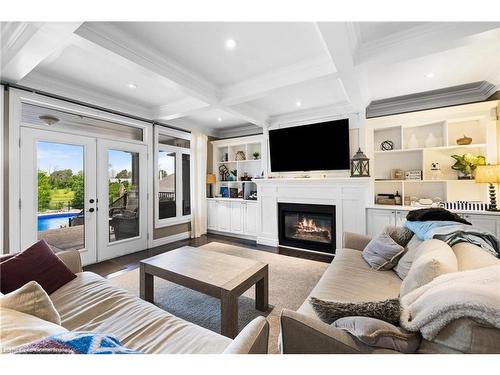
[253,152,260,160]
[450,153,486,180]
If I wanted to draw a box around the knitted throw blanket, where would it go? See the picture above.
[10,332,140,354]
[400,265,500,340]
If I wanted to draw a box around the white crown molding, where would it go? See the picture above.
[214,123,263,139]
[354,22,500,68]
[366,81,498,118]
[165,117,217,137]
[76,23,220,104]
[220,56,336,105]
[268,101,356,128]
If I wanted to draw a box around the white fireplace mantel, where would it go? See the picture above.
[253,177,371,250]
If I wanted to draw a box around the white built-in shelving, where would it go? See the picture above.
[366,100,499,207]
[211,135,265,200]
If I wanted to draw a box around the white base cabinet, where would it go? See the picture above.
[367,208,410,236]
[207,198,258,239]
[367,207,500,238]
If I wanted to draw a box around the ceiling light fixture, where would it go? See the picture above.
[39,115,60,126]
[127,83,138,89]
[425,72,435,79]
[217,117,222,123]
[295,100,302,107]
[225,39,237,50]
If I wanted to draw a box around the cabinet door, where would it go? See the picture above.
[244,202,258,236]
[395,210,409,227]
[230,202,244,234]
[217,201,231,231]
[463,214,499,237]
[367,209,396,236]
[207,200,218,230]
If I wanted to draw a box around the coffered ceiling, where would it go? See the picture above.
[1,21,499,136]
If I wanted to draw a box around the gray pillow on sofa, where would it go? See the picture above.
[310,297,400,325]
[362,232,406,270]
[394,235,424,280]
[384,226,414,247]
[332,316,421,353]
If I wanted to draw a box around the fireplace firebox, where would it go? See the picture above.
[278,203,336,254]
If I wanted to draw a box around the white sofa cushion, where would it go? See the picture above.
[49,272,231,354]
[0,307,68,352]
[0,281,61,325]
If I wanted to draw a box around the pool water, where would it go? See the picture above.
[37,213,80,231]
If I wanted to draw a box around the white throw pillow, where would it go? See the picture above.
[0,307,68,352]
[399,239,458,297]
[0,281,61,324]
[362,232,406,271]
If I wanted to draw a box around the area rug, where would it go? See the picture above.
[109,242,328,354]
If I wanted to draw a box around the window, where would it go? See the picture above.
[155,126,191,226]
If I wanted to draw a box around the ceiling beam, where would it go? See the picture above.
[76,22,269,127]
[353,22,500,69]
[316,22,366,110]
[153,98,211,121]
[0,22,83,83]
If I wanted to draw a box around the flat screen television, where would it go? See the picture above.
[269,119,350,172]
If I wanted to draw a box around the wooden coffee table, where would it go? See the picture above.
[139,246,269,338]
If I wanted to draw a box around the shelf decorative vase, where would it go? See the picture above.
[407,134,419,149]
[456,135,472,145]
[235,151,246,161]
[425,133,438,148]
[457,171,472,180]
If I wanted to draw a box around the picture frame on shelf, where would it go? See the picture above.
[220,186,229,198]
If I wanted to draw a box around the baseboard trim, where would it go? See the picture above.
[152,231,191,247]
[257,237,279,247]
[207,229,257,241]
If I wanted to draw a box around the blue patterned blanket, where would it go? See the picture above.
[11,332,141,354]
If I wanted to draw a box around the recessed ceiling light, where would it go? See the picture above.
[295,100,302,107]
[225,39,237,50]
[217,117,222,123]
[127,83,137,89]
[425,72,435,79]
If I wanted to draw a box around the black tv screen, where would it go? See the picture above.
[269,119,350,172]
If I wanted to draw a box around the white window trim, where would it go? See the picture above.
[154,126,192,228]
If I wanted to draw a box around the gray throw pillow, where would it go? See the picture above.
[309,297,400,325]
[384,226,414,247]
[394,235,424,280]
[332,316,421,353]
[362,232,406,270]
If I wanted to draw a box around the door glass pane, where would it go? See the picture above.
[108,150,140,242]
[182,154,191,216]
[37,141,85,250]
[158,151,176,219]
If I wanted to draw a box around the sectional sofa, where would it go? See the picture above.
[280,232,500,354]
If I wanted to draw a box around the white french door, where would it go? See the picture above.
[20,128,148,265]
[97,139,148,261]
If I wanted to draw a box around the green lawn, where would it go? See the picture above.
[49,188,75,210]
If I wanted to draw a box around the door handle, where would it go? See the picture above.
[87,208,95,213]
[89,199,95,203]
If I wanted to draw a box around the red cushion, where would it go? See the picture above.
[0,254,16,263]
[0,240,76,294]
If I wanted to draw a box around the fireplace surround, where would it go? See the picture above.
[278,202,336,254]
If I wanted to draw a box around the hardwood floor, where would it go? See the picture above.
[83,233,333,278]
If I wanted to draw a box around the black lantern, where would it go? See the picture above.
[350,148,370,177]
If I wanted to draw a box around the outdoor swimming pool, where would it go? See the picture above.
[37,212,79,231]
